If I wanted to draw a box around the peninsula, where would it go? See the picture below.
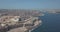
[0,9,42,32]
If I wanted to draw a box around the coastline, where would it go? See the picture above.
[0,16,42,32]
[29,20,42,32]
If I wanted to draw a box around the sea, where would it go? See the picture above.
[32,12,60,32]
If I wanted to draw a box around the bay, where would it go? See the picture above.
[32,13,60,32]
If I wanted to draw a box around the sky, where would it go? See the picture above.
[0,0,60,9]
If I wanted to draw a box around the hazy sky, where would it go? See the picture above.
[0,0,60,9]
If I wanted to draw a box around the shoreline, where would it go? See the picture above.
[29,20,42,32]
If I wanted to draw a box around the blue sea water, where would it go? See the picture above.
[32,13,60,32]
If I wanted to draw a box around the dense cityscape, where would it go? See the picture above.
[0,9,42,32]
